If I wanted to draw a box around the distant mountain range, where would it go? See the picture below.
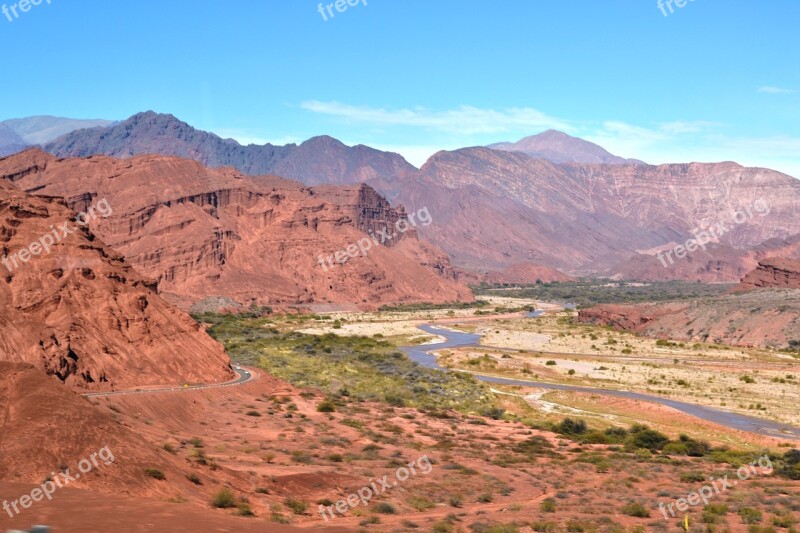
[44,111,416,185]
[488,130,645,165]
[5,111,800,283]
[0,116,115,156]
[0,123,27,157]
[2,115,115,144]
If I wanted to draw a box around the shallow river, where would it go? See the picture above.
[401,318,800,441]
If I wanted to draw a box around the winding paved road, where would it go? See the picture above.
[83,365,255,398]
[402,322,800,441]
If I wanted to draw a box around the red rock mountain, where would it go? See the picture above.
[398,148,800,278]
[737,258,800,291]
[0,149,470,311]
[488,130,644,165]
[0,176,233,390]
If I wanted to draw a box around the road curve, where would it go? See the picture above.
[402,323,800,441]
[83,365,255,399]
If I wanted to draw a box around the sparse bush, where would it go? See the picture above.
[626,426,668,451]
[144,468,166,480]
[540,498,557,513]
[621,501,649,518]
[212,488,237,509]
[285,498,307,515]
[374,502,397,514]
[679,471,706,483]
[739,507,763,524]
[316,398,336,412]
[408,496,435,511]
[237,502,255,516]
[554,418,588,436]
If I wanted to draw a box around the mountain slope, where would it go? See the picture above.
[2,115,115,144]
[402,147,800,276]
[489,130,644,165]
[0,123,28,157]
[0,173,233,390]
[45,111,417,185]
[0,149,470,310]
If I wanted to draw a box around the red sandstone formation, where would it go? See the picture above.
[0,149,471,311]
[0,176,233,390]
[737,258,800,291]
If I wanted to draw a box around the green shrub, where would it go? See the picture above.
[374,502,397,514]
[284,498,307,515]
[739,507,763,524]
[679,471,706,483]
[212,488,237,509]
[144,468,166,480]
[555,418,588,436]
[408,496,435,511]
[627,426,668,450]
[237,503,255,516]
[621,501,649,518]
[540,498,557,513]
[316,399,336,413]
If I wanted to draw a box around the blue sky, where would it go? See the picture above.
[1,0,798,176]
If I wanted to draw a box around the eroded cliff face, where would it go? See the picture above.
[578,289,800,350]
[0,150,470,310]
[737,258,800,291]
[0,176,232,390]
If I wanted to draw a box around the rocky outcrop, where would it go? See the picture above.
[0,150,471,310]
[0,176,233,390]
[578,290,800,349]
[737,258,800,291]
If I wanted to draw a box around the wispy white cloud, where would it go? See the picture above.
[585,121,800,178]
[300,101,574,135]
[757,86,795,94]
